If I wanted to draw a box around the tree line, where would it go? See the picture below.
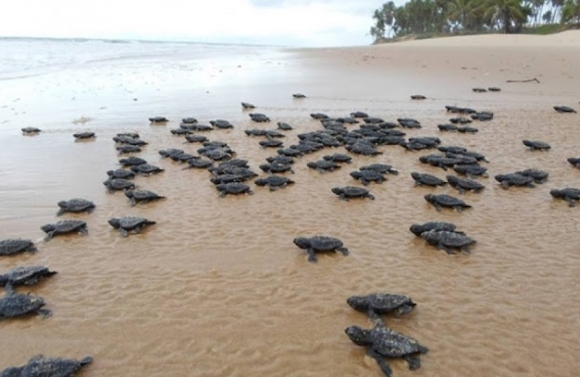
[370,0,580,41]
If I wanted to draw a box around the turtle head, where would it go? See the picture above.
[346,296,370,312]
[40,224,55,233]
[57,201,68,209]
[345,325,372,346]
[549,189,562,198]
[424,194,435,203]
[124,190,134,199]
[411,172,420,180]
[446,175,457,183]
[108,218,121,229]
[409,224,424,236]
[331,187,343,195]
[293,237,311,249]
[350,171,361,179]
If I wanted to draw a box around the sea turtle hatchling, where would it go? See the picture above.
[410,95,426,100]
[216,182,254,197]
[409,222,460,237]
[40,220,88,241]
[0,239,37,256]
[119,156,147,166]
[494,173,535,189]
[453,164,488,178]
[420,229,476,254]
[347,293,416,324]
[331,186,375,201]
[108,217,156,237]
[554,106,576,113]
[424,194,471,212]
[0,284,51,320]
[21,127,41,134]
[73,132,95,139]
[56,198,95,216]
[446,175,485,193]
[523,140,551,151]
[411,172,447,187]
[550,188,580,207]
[293,93,307,98]
[293,236,349,263]
[567,157,580,168]
[361,164,399,175]
[130,163,164,176]
[277,122,293,131]
[323,154,352,164]
[0,266,57,287]
[0,355,93,377]
[345,324,428,377]
[241,102,255,109]
[149,116,168,123]
[103,178,135,193]
[106,169,135,180]
[307,160,341,173]
[350,170,386,185]
[254,176,295,191]
[249,113,270,123]
[116,145,141,154]
[514,169,548,184]
[124,190,165,206]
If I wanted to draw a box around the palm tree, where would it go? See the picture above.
[448,0,475,30]
[479,0,527,33]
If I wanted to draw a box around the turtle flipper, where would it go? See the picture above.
[455,206,463,213]
[339,194,348,201]
[566,197,577,207]
[219,190,226,198]
[79,227,89,236]
[367,349,393,377]
[403,354,422,370]
[397,304,415,315]
[86,206,95,214]
[501,181,509,189]
[4,283,15,295]
[367,310,385,325]
[438,242,455,255]
[56,208,66,216]
[38,308,52,319]
[134,225,142,234]
[80,356,94,365]
[269,186,276,192]
[337,247,349,256]
[120,228,129,237]
[130,198,136,207]
[367,194,375,200]
[307,248,317,263]
[44,232,55,241]
[434,204,442,211]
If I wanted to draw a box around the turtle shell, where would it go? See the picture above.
[308,236,344,251]
[58,198,95,213]
[0,266,57,286]
[421,230,475,248]
[0,291,45,318]
[368,326,427,357]
[0,239,36,256]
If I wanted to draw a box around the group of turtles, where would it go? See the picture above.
[6,91,579,376]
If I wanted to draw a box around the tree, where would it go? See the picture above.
[478,0,527,33]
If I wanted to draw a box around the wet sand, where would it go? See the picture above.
[1,33,580,376]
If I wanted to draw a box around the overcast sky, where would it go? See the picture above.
[1,0,407,47]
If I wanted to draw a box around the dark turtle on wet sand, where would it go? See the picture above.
[410,95,426,100]
[310,113,329,120]
[351,170,386,185]
[494,173,535,189]
[103,178,136,193]
[183,157,213,169]
[0,285,51,321]
[0,266,57,287]
[293,236,348,263]
[345,141,382,156]
[550,188,580,207]
[345,324,428,377]
[0,239,37,256]
[181,117,197,124]
[241,102,255,109]
[554,106,576,113]
[149,116,168,123]
[130,163,164,176]
[472,87,487,92]
[446,175,485,193]
[210,119,234,129]
[424,194,471,212]
[361,164,399,175]
[277,122,293,131]
[351,111,369,118]
[515,169,548,183]
[73,132,95,139]
[307,160,341,173]
[216,182,254,197]
[40,220,88,241]
[259,139,284,148]
[523,139,550,151]
[421,229,476,254]
[108,216,156,237]
[249,113,270,123]
[449,117,472,124]
[185,134,208,143]
[567,157,580,168]
[119,156,147,166]
[124,190,165,206]
[453,164,488,178]
[254,176,295,191]
[106,169,135,180]
[347,293,416,324]
[332,186,375,201]
[438,124,458,132]
[488,87,501,92]
[266,155,294,165]
[260,162,294,174]
[457,126,478,133]
[116,145,141,154]
[411,172,447,187]
[409,222,460,237]
[293,93,307,98]
[21,127,41,134]
[323,153,352,164]
[0,355,93,377]
[56,198,95,216]
[398,118,422,128]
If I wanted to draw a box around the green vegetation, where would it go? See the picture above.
[370,0,580,42]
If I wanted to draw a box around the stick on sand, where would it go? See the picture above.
[506,78,540,83]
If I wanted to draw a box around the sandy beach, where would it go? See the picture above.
[1,32,579,376]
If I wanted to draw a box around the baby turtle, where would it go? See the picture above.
[266,155,294,165]
[471,111,494,121]
[277,122,293,131]
[424,194,471,212]
[184,157,213,169]
[554,106,576,113]
[351,170,386,185]
[457,126,478,133]
[411,172,447,187]
[446,175,485,193]
[119,156,147,166]
[56,198,95,216]
[277,148,303,157]
[181,117,197,124]
[103,178,135,193]
[73,132,95,139]
[210,119,234,129]
[361,164,398,175]
[488,87,501,92]
[494,173,535,189]
[347,293,416,324]
[0,355,93,376]
[310,113,329,120]
[249,113,270,123]
[108,216,156,236]
[351,111,369,118]
[453,164,488,178]
[409,222,459,237]
[106,169,135,180]
[410,95,426,100]
[125,190,165,206]
[130,163,164,176]
[323,154,352,164]
[550,188,580,207]
[523,140,550,151]
[0,284,50,320]
[293,93,307,98]
[185,134,208,143]
[307,160,341,173]
[254,176,295,191]
[0,266,57,287]
[332,186,375,201]
[21,127,41,134]
[345,141,382,156]
[514,169,548,184]
[438,124,458,132]
[241,102,255,109]
[345,324,428,377]
[259,139,283,148]
[567,157,580,168]
[398,118,421,129]
[216,182,253,197]
[259,162,294,174]
[149,116,168,123]
[116,145,141,154]
[0,239,37,256]
[449,117,472,124]
[472,87,487,92]
[293,236,349,263]
[41,220,88,241]
[421,229,476,254]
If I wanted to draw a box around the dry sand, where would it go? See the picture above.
[1,32,579,376]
